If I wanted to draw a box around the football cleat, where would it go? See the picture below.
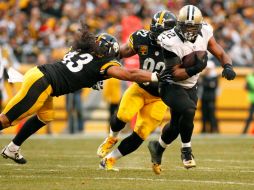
[1,146,27,164]
[99,157,119,171]
[148,141,162,175]
[97,136,118,158]
[181,147,196,169]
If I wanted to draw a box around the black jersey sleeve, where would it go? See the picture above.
[128,29,150,53]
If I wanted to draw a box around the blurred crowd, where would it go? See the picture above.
[0,0,253,67]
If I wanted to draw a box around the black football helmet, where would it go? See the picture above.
[175,5,203,41]
[95,33,120,57]
[150,10,177,42]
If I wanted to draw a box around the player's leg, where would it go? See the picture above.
[97,84,144,158]
[100,98,167,171]
[156,83,197,169]
[148,108,180,174]
[1,67,52,164]
[178,86,198,169]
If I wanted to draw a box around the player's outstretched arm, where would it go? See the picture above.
[107,66,158,83]
[208,36,236,80]
[119,43,136,59]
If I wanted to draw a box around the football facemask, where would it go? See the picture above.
[96,33,119,57]
[176,5,203,41]
[150,10,177,42]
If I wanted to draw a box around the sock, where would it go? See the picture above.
[156,137,167,154]
[109,129,119,138]
[105,148,123,160]
[7,141,20,151]
[182,142,191,148]
[117,132,143,156]
[110,115,126,133]
[12,115,46,146]
[159,136,169,148]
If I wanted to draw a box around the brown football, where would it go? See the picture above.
[181,51,207,68]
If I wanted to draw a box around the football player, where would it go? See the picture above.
[148,5,236,174]
[0,23,162,164]
[97,10,177,171]
[97,10,208,171]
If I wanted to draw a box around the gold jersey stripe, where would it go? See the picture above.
[100,61,121,71]
[128,35,135,51]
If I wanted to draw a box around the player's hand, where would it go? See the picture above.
[92,81,103,90]
[171,64,189,81]
[222,64,236,80]
[157,69,172,82]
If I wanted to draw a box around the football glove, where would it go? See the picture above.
[92,81,103,90]
[222,64,236,80]
[157,69,173,83]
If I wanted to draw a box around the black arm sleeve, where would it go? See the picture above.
[185,61,207,77]
[185,53,208,77]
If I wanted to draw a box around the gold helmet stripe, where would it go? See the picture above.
[158,10,166,24]
[96,34,104,42]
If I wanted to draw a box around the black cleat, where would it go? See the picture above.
[148,141,163,175]
[181,147,196,169]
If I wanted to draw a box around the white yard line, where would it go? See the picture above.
[88,177,254,186]
[0,175,253,186]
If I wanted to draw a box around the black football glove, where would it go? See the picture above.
[92,81,103,90]
[157,69,173,83]
[222,64,236,80]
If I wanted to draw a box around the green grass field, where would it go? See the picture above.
[0,135,253,190]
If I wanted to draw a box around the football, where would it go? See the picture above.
[181,51,207,68]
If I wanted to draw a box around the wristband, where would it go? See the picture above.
[185,67,196,77]
[223,63,232,69]
[151,72,158,82]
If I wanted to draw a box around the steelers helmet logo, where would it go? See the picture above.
[113,42,119,54]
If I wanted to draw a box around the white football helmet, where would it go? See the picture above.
[176,5,203,41]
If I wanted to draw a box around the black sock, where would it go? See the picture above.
[118,132,143,156]
[156,141,165,154]
[13,115,45,146]
[110,114,126,132]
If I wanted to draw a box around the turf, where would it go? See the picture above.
[0,135,253,190]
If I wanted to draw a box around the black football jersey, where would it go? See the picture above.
[38,51,121,96]
[129,29,165,96]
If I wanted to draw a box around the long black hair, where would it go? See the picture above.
[71,22,107,56]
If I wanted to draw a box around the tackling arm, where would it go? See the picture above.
[106,66,158,83]
[119,43,136,59]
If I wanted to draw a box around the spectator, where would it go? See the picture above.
[199,61,219,133]
[66,90,84,134]
[243,69,254,134]
[102,78,122,133]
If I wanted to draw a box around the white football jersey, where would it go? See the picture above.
[158,22,213,88]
